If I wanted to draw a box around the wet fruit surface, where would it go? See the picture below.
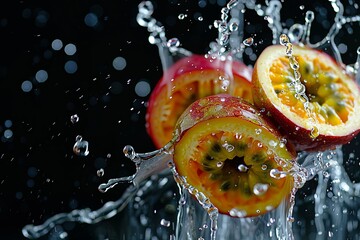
[252,45,360,151]
[173,95,295,217]
[146,55,253,148]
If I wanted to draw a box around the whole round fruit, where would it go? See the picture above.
[173,94,296,217]
[146,54,253,148]
[252,45,360,151]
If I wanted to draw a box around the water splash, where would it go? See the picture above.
[22,184,139,239]
[279,33,319,139]
[22,0,360,239]
[99,142,174,192]
[136,1,191,71]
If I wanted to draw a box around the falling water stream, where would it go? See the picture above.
[22,0,360,239]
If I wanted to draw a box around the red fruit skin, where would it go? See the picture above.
[146,54,253,148]
[252,47,360,152]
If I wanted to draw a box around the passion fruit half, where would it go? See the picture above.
[252,45,360,151]
[146,54,253,148]
[173,94,296,217]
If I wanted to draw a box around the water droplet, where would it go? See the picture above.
[294,83,306,94]
[73,138,89,157]
[216,161,224,168]
[178,14,186,20]
[279,34,289,45]
[97,168,104,177]
[299,5,305,10]
[123,145,136,160]
[243,37,254,46]
[59,232,68,239]
[261,164,268,170]
[305,11,314,22]
[253,183,269,196]
[166,38,180,48]
[255,129,262,134]
[227,0,239,9]
[238,164,248,172]
[137,14,155,28]
[289,57,299,70]
[138,1,154,16]
[160,219,171,227]
[70,114,79,124]
[223,143,234,152]
[218,22,228,33]
[229,22,238,32]
[287,216,295,222]
[323,171,330,178]
[270,169,287,179]
[310,126,319,138]
[285,43,295,55]
[269,140,278,147]
[179,196,186,205]
[229,208,247,217]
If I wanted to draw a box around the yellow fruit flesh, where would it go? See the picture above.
[269,56,354,126]
[151,70,253,147]
[174,117,293,216]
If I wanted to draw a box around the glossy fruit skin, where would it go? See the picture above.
[252,45,360,151]
[173,94,296,217]
[146,54,253,148]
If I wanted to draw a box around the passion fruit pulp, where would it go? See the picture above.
[173,94,296,217]
[146,54,253,148]
[252,45,360,151]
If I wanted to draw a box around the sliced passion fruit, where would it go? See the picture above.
[146,54,253,148]
[252,45,360,151]
[173,94,296,217]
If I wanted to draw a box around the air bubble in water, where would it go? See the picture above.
[216,161,224,168]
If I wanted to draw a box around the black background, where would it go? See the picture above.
[0,0,359,239]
